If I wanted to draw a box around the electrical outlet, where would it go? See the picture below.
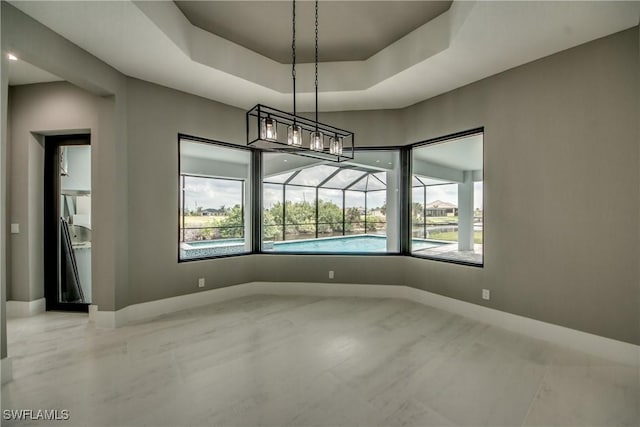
[10,223,19,234]
[482,289,490,300]
[198,278,205,288]
[328,270,334,279]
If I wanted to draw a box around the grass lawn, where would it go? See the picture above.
[429,230,483,244]
[425,216,458,225]
[183,215,227,227]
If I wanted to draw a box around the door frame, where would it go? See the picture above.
[44,134,91,312]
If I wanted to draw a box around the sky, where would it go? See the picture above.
[183,176,243,211]
[186,175,483,212]
[415,182,483,210]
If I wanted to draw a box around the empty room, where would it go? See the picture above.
[1,1,639,426]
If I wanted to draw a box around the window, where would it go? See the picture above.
[262,150,400,253]
[179,137,251,260]
[411,132,483,265]
[177,133,482,262]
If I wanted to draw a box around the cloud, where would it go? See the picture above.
[183,176,243,209]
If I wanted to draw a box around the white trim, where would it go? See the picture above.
[88,304,120,328]
[6,298,45,317]
[1,357,13,385]
[88,282,258,328]
[402,287,639,367]
[88,282,639,366]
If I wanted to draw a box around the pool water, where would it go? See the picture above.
[271,235,444,253]
[181,235,446,259]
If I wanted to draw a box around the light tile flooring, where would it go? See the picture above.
[2,295,638,426]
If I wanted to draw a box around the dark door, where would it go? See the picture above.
[44,134,91,312]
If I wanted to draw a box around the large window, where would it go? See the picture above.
[177,133,483,265]
[262,150,400,253]
[179,138,251,260]
[411,132,483,265]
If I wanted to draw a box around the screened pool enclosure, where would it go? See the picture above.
[261,150,401,253]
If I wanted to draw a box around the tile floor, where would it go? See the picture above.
[2,295,638,426]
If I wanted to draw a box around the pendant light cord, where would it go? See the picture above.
[292,0,297,116]
[314,0,319,129]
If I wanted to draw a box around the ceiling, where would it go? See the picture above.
[7,57,62,86]
[414,133,483,172]
[181,139,250,165]
[175,1,452,63]
[264,149,398,177]
[8,1,640,112]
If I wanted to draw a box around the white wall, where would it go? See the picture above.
[61,145,91,191]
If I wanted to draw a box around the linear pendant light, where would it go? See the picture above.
[246,0,354,162]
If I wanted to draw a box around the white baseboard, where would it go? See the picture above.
[89,282,258,328]
[1,357,13,385]
[402,287,639,367]
[6,298,46,318]
[88,282,639,366]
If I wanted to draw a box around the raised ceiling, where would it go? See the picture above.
[8,1,640,112]
[175,1,452,63]
[7,58,62,86]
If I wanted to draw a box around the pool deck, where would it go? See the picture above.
[414,242,483,264]
[182,236,483,265]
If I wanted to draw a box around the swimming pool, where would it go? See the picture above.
[180,238,247,259]
[181,235,446,259]
[271,235,445,253]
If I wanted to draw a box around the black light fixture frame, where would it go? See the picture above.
[245,0,354,163]
[246,104,355,162]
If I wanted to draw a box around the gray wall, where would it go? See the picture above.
[8,83,95,301]
[125,28,638,344]
[126,78,255,304]
[125,78,409,306]
[402,28,639,344]
[253,255,405,287]
[1,0,7,359]
[2,2,129,317]
[2,0,638,357]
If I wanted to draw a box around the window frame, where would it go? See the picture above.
[408,127,484,268]
[259,147,403,256]
[178,134,254,262]
[177,131,483,266]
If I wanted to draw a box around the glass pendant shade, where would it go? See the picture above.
[310,131,324,151]
[329,135,343,155]
[260,117,278,141]
[287,124,303,146]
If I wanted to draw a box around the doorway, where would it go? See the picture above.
[44,134,92,312]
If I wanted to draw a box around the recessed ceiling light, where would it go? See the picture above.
[7,53,18,61]
[283,159,288,162]
[388,162,392,165]
[376,160,380,163]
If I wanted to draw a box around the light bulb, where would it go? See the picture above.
[310,131,324,151]
[287,124,302,146]
[329,136,343,155]
[260,117,278,141]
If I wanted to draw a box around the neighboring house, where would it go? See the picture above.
[368,208,386,218]
[425,200,458,217]
[202,208,225,216]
